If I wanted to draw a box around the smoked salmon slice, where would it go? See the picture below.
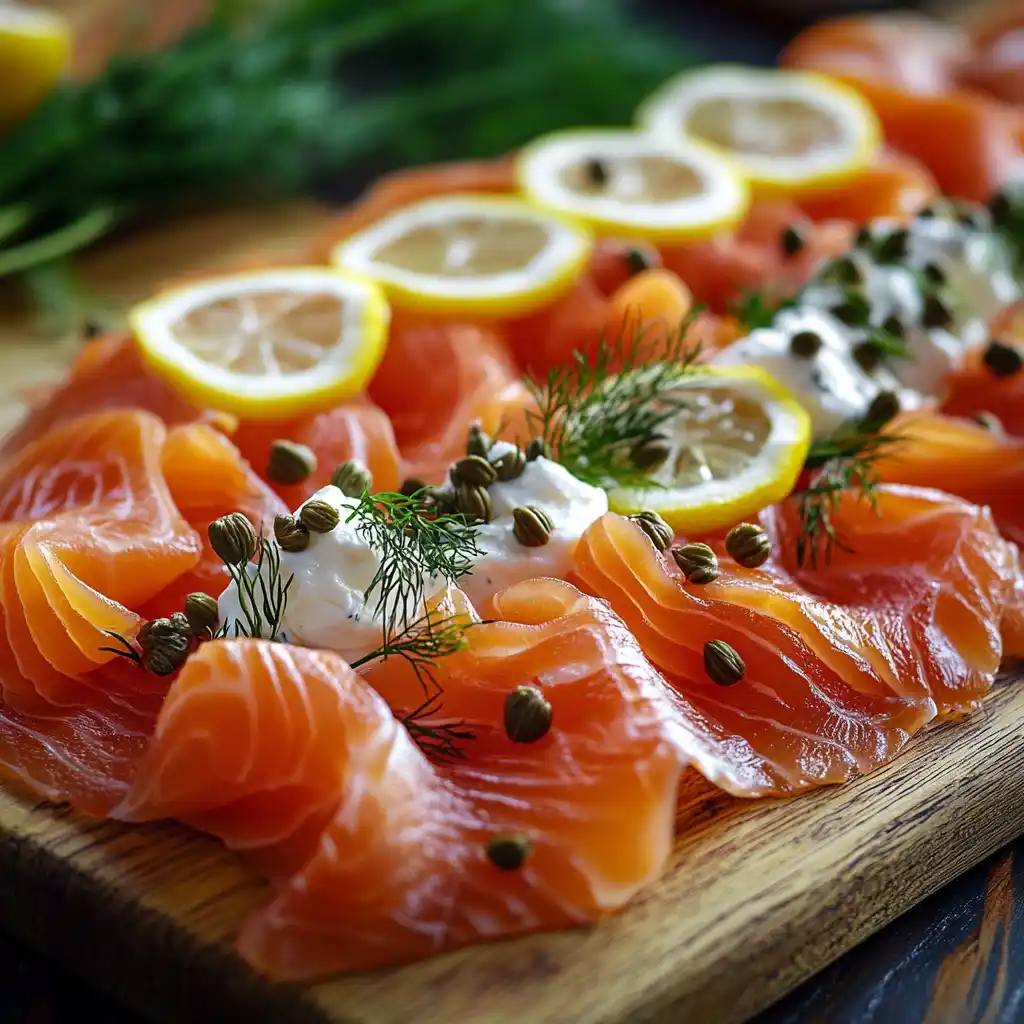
[573,486,1019,796]
[367,311,529,485]
[230,395,402,506]
[872,411,1024,549]
[508,265,698,375]
[0,410,201,815]
[781,14,1021,201]
[781,13,969,95]
[0,660,166,817]
[0,335,205,457]
[660,202,854,314]
[798,149,939,225]
[115,579,687,978]
[961,6,1024,106]
[142,423,288,619]
[0,410,200,709]
[943,302,1024,435]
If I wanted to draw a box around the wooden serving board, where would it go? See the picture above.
[1,203,1024,1024]
[0,684,1020,1024]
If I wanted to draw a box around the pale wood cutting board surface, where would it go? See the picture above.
[0,205,1022,1024]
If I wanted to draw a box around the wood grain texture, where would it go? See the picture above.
[0,679,1018,1024]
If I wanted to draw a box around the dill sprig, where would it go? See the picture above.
[99,630,143,666]
[345,491,481,645]
[526,315,703,490]
[215,533,293,640]
[402,691,477,762]
[351,611,477,761]
[859,325,910,363]
[796,429,902,569]
[732,291,797,331]
[350,609,470,689]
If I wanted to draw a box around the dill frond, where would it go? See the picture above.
[351,611,477,761]
[345,491,481,645]
[796,430,902,569]
[402,692,476,762]
[858,325,910,364]
[219,532,293,641]
[99,630,143,666]
[525,312,703,490]
[349,610,470,690]
[731,291,799,331]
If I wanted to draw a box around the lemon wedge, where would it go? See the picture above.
[130,268,390,420]
[516,128,749,242]
[0,4,70,128]
[329,194,593,318]
[606,365,811,534]
[636,65,881,197]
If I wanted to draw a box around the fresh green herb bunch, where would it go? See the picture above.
[0,0,687,314]
[526,316,703,490]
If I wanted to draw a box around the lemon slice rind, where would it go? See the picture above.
[329,195,593,318]
[130,267,390,420]
[636,64,881,196]
[606,365,811,534]
[515,128,750,242]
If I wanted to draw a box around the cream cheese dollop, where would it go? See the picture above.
[217,485,446,663]
[217,458,609,657]
[459,446,608,608]
[711,306,884,440]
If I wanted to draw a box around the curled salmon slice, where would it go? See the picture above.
[115,580,687,979]
[0,411,200,708]
[799,148,938,224]
[869,411,1024,657]
[943,301,1024,436]
[873,411,1024,549]
[507,263,732,378]
[573,488,1019,796]
[781,14,1020,201]
[781,13,970,95]
[142,423,289,619]
[962,7,1024,106]
[0,411,202,813]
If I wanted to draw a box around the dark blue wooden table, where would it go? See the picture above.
[6,2,1021,1022]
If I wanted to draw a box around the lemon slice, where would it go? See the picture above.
[329,194,593,317]
[516,128,750,242]
[636,65,881,197]
[130,268,389,420]
[607,365,811,534]
[0,4,69,128]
